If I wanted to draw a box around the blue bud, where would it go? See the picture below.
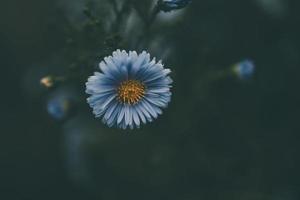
[233,59,255,80]
[46,87,79,121]
[47,96,71,120]
[157,0,192,12]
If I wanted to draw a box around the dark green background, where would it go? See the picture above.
[1,0,300,199]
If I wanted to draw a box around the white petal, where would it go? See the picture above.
[136,104,146,124]
[148,87,170,94]
[107,104,121,126]
[124,105,132,126]
[145,96,166,107]
[104,101,118,121]
[141,100,158,119]
[138,103,152,122]
[117,106,125,124]
[132,108,140,127]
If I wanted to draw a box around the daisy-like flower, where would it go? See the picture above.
[86,50,172,129]
[157,0,192,12]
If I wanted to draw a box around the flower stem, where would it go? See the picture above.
[134,2,161,49]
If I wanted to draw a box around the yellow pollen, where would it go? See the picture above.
[117,80,145,104]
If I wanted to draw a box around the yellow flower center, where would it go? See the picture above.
[117,80,145,104]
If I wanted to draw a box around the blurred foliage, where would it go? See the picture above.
[1,0,300,200]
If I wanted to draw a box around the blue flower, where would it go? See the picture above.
[157,0,192,12]
[47,96,71,120]
[86,50,172,129]
[232,59,255,80]
[47,87,77,120]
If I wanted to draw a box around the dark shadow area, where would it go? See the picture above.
[1,0,300,199]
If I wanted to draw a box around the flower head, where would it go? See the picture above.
[47,96,71,120]
[232,59,255,80]
[47,87,77,120]
[86,50,172,129]
[157,0,192,12]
